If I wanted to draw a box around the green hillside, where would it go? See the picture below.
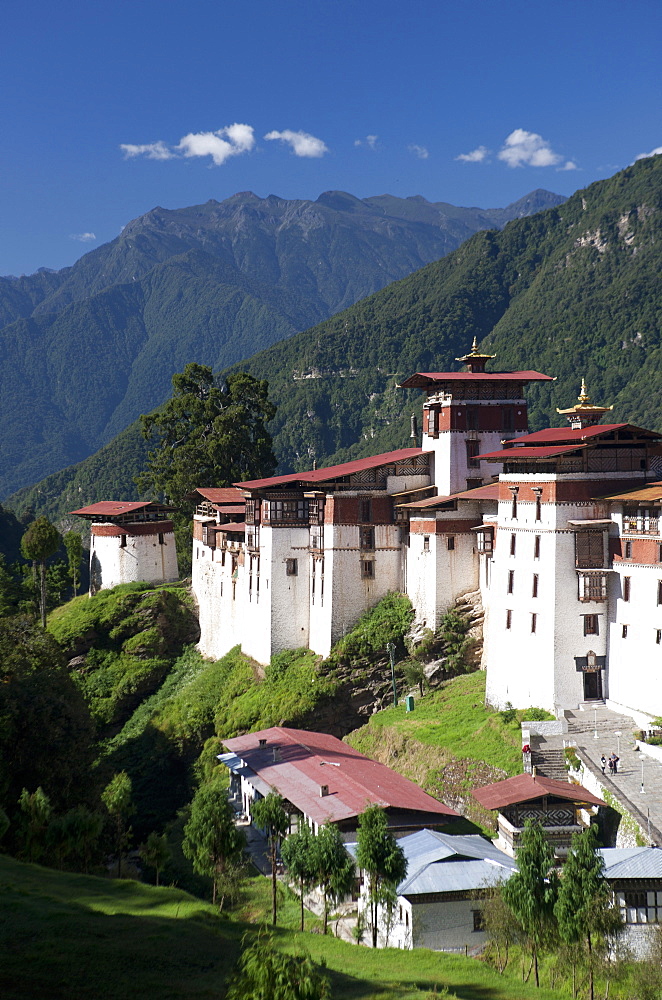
[8,156,662,524]
[0,189,558,498]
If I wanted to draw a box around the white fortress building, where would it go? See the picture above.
[78,341,662,724]
[71,500,179,593]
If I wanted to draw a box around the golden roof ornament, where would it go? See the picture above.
[556,378,613,430]
[455,337,496,373]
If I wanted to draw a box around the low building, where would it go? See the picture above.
[472,773,605,858]
[347,828,516,951]
[219,726,459,837]
[601,846,662,957]
[71,500,178,593]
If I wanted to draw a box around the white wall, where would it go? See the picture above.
[607,562,662,719]
[90,526,178,592]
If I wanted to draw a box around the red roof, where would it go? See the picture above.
[472,773,605,811]
[223,727,458,826]
[214,505,247,514]
[477,444,586,461]
[508,423,661,445]
[70,501,171,517]
[451,483,500,501]
[193,487,246,503]
[237,448,429,492]
[214,522,246,533]
[399,370,554,389]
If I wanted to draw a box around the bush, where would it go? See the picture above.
[324,593,414,666]
[520,707,555,722]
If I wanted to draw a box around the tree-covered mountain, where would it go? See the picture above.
[8,156,662,525]
[0,189,562,499]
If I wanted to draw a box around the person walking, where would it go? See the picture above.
[600,755,606,774]
[610,753,619,774]
[608,754,615,775]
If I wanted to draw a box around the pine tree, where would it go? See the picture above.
[63,531,83,597]
[281,822,318,931]
[20,516,60,627]
[356,804,407,947]
[313,823,356,935]
[101,772,134,878]
[182,777,245,906]
[251,792,289,926]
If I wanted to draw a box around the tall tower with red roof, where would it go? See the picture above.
[399,339,555,496]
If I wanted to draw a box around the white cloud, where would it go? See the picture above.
[355,134,379,150]
[120,124,254,166]
[70,232,97,242]
[558,160,578,171]
[497,128,575,170]
[120,141,174,161]
[264,129,328,157]
[408,144,429,160]
[456,145,490,163]
[635,146,662,161]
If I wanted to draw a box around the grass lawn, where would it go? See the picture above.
[0,855,571,1000]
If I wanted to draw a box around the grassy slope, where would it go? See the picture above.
[346,672,525,829]
[0,855,567,1000]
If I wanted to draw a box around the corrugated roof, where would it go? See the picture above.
[222,727,458,827]
[477,444,586,461]
[213,504,247,514]
[346,828,515,896]
[600,847,662,880]
[603,483,662,503]
[511,423,661,444]
[214,522,246,533]
[472,774,605,810]
[398,494,453,510]
[399,370,554,389]
[70,501,172,517]
[236,448,429,491]
[193,487,246,503]
[451,483,500,501]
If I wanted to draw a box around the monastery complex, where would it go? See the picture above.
[73,340,662,725]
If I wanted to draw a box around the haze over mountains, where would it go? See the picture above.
[0,188,564,500]
[9,156,662,525]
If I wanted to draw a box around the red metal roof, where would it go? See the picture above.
[70,501,170,517]
[223,727,458,826]
[451,483,500,501]
[398,494,453,510]
[472,773,605,811]
[236,448,429,492]
[476,444,587,461]
[399,370,554,389]
[214,504,247,514]
[214,522,246,533]
[193,487,246,503]
[509,423,661,444]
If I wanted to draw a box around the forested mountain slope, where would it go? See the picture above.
[8,156,662,524]
[0,189,559,498]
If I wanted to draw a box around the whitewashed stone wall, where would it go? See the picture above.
[90,526,178,592]
[607,561,662,719]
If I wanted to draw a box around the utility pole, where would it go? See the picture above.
[386,642,398,707]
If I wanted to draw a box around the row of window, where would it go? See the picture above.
[503,609,662,644]
[507,571,539,596]
[118,533,165,547]
[505,609,538,632]
[422,536,455,551]
[508,534,542,559]
[620,576,662,605]
[507,488,543,521]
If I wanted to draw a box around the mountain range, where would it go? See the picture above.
[7,157,662,525]
[0,188,564,500]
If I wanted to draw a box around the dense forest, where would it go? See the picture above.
[9,155,661,526]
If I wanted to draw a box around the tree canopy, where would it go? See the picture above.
[182,775,245,906]
[251,792,289,926]
[138,364,276,508]
[20,516,61,626]
[356,804,407,947]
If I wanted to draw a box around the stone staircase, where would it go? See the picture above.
[530,744,567,781]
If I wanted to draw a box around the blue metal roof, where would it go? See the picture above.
[601,847,662,880]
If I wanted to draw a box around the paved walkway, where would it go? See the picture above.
[565,705,662,844]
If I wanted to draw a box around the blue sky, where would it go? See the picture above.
[2,0,660,275]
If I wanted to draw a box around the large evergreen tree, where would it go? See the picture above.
[182,776,245,906]
[555,825,623,1000]
[356,805,407,948]
[502,819,558,987]
[251,792,289,926]
[138,364,277,507]
[20,516,60,627]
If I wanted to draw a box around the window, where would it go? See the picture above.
[533,488,543,522]
[245,498,256,524]
[510,533,516,556]
[532,574,539,598]
[575,531,604,569]
[578,573,608,602]
[286,559,298,576]
[507,570,514,594]
[426,407,437,437]
[423,535,430,551]
[466,478,483,491]
[622,624,628,638]
[659,543,662,563]
[359,499,372,523]
[158,532,164,545]
[265,499,308,523]
[361,560,375,579]
[534,535,541,560]
[623,576,631,602]
[501,407,514,432]
[658,581,662,606]
[531,613,537,633]
[472,909,485,932]
[584,615,599,636]
[447,536,455,551]
[202,524,216,547]
[466,439,481,469]
[509,487,519,519]
[620,891,662,925]
[466,406,479,430]
[120,534,127,548]
[506,609,512,630]
[656,629,661,645]
[360,526,375,550]
[624,540,632,558]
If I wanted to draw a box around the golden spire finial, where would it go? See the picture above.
[455,337,496,372]
[577,378,590,404]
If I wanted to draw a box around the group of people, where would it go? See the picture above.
[600,753,620,775]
